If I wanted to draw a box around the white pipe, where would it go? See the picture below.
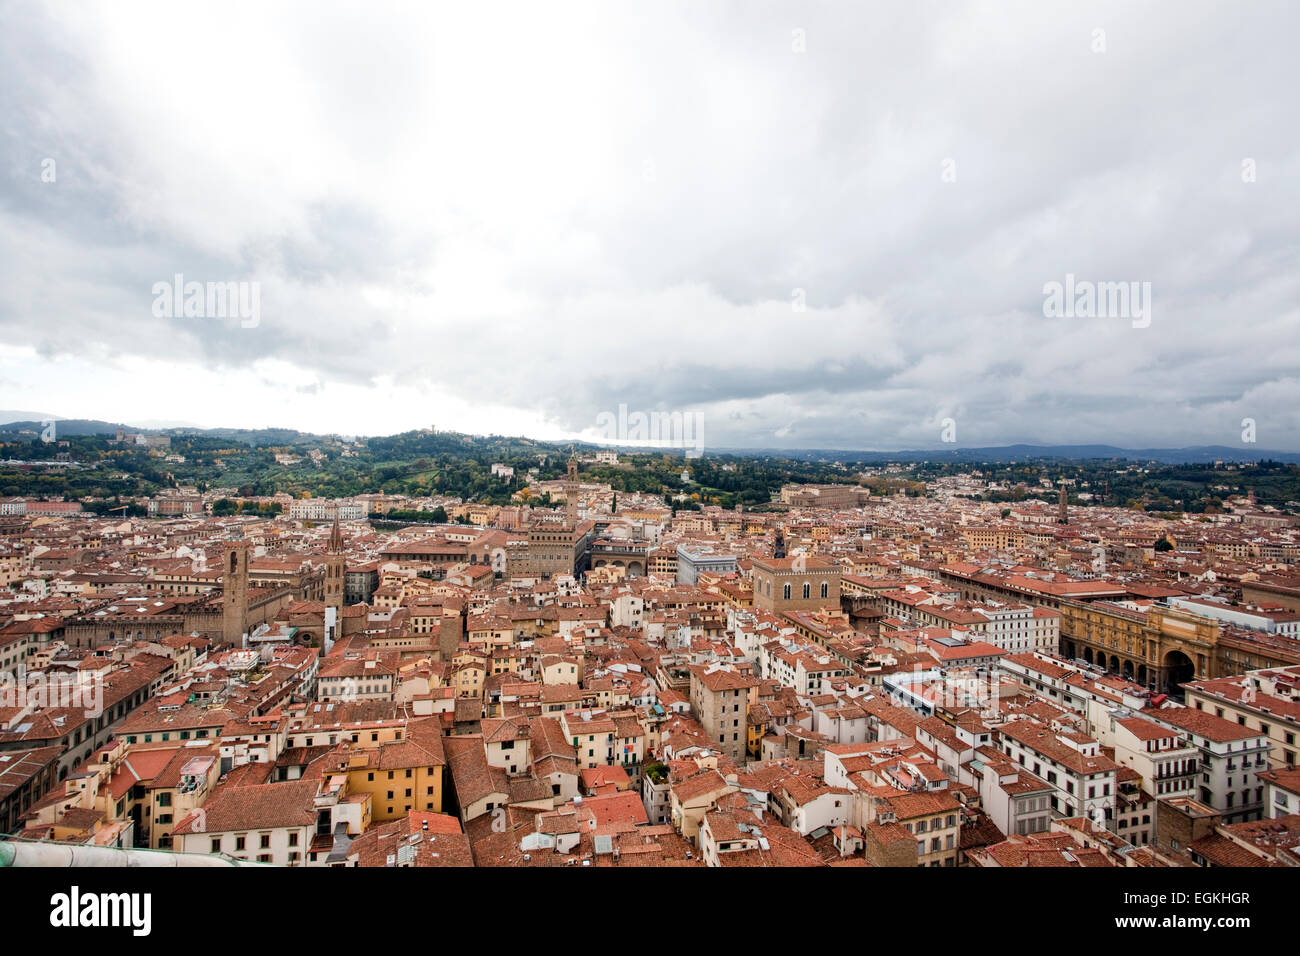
[0,839,264,867]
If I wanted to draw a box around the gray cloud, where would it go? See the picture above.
[1,1,1297,450]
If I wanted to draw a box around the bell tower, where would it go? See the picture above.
[323,514,345,652]
[222,527,250,646]
[325,514,345,615]
[565,449,579,527]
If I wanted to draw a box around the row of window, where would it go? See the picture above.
[215,831,294,853]
[778,582,831,600]
[299,730,397,747]
[908,814,957,833]
[363,767,439,781]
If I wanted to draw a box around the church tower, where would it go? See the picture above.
[222,527,250,646]
[325,514,345,616]
[323,514,345,652]
[1058,481,1069,524]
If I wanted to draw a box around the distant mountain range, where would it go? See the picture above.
[0,409,60,425]
[0,417,317,445]
[728,444,1300,465]
[0,417,122,436]
[1,416,1295,464]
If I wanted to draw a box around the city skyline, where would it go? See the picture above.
[3,0,1298,907]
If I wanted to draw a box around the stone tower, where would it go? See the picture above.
[325,514,345,616]
[222,528,250,646]
[565,450,579,527]
[1058,481,1069,525]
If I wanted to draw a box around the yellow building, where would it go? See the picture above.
[489,645,526,676]
[467,614,514,647]
[322,719,446,823]
[147,746,222,850]
[450,656,487,698]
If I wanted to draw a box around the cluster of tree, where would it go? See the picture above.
[934,458,1300,515]
[372,507,449,523]
[211,499,283,516]
[0,467,161,501]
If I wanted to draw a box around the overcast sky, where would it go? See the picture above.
[2,1,1297,451]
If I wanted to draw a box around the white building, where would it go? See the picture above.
[996,718,1118,826]
[1144,706,1270,824]
[973,746,1054,837]
[1108,713,1199,800]
[1259,767,1300,819]
[288,498,365,521]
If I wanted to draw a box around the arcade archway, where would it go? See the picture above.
[1162,650,1195,695]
